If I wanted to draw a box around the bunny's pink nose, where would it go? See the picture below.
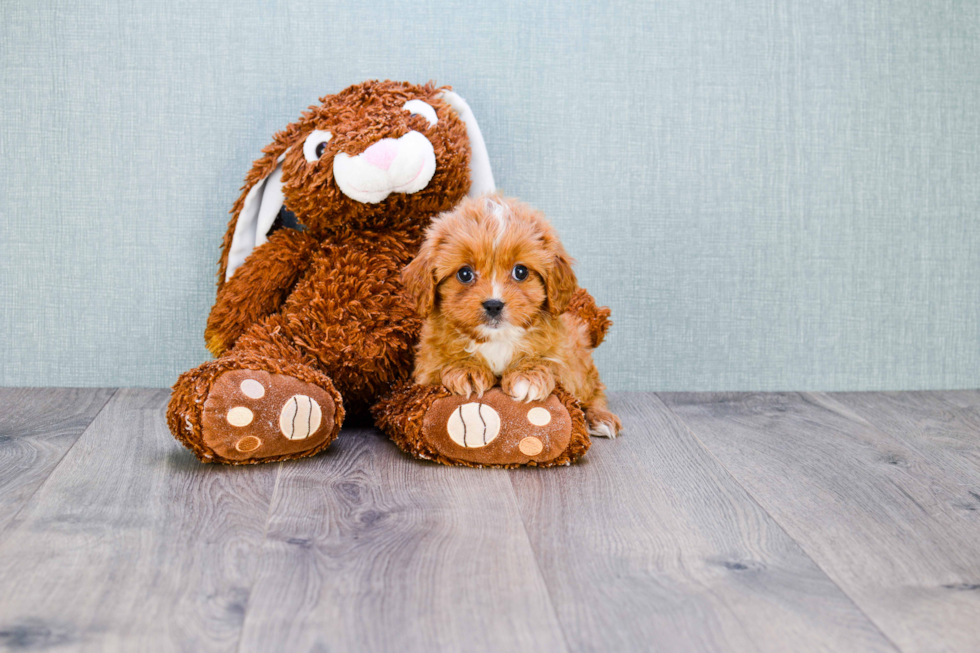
[362,139,399,171]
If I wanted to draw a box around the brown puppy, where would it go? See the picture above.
[403,195,622,437]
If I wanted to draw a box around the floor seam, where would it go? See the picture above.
[655,391,906,653]
[506,471,575,653]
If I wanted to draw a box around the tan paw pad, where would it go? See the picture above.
[235,436,262,453]
[240,378,265,399]
[527,407,552,426]
[226,406,254,427]
[519,436,544,456]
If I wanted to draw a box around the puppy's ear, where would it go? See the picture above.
[402,244,438,317]
[545,247,578,315]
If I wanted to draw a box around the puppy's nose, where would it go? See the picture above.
[482,299,505,318]
[361,139,399,171]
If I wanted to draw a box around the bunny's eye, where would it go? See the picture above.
[403,100,438,127]
[303,130,333,163]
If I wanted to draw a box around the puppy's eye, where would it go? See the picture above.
[512,264,529,282]
[456,266,475,284]
[403,100,438,127]
[303,130,333,163]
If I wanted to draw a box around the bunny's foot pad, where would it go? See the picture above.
[373,383,590,468]
[169,359,344,465]
[201,370,339,463]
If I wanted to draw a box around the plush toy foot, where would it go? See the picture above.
[168,358,344,464]
[372,383,590,468]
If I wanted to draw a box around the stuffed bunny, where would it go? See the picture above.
[168,80,608,466]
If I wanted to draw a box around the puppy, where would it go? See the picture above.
[402,195,622,437]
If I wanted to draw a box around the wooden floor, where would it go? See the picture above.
[0,390,978,652]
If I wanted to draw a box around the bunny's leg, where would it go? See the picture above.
[168,326,344,464]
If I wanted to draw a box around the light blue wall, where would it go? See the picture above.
[2,0,978,391]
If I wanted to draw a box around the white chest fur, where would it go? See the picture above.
[467,325,526,375]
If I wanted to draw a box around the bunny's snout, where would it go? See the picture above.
[333,131,436,204]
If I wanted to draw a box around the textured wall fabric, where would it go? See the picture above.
[1,0,978,391]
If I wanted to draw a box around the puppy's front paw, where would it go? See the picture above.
[441,366,496,399]
[586,407,622,438]
[502,367,555,403]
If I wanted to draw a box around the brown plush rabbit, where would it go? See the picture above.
[168,80,610,466]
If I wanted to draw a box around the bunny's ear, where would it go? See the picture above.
[436,90,495,197]
[223,151,289,282]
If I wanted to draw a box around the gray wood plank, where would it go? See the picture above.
[830,391,980,484]
[0,388,115,537]
[237,427,569,653]
[0,389,280,653]
[661,392,980,653]
[510,393,897,653]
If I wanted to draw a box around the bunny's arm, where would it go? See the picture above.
[204,229,320,357]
